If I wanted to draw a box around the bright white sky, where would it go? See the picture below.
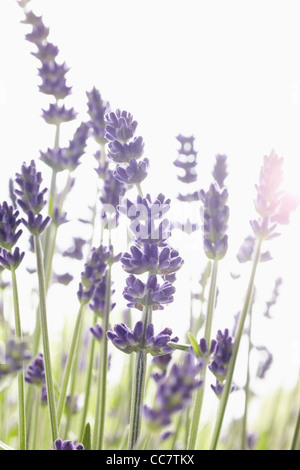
[1,0,300,420]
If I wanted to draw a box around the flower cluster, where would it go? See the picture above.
[51,439,84,451]
[212,154,228,189]
[199,183,229,260]
[174,134,198,186]
[107,321,178,356]
[87,87,110,146]
[20,7,73,105]
[250,150,298,240]
[105,109,148,185]
[77,244,120,311]
[208,329,234,397]
[0,337,32,380]
[15,160,50,235]
[144,352,203,429]
[25,353,45,386]
[40,122,89,173]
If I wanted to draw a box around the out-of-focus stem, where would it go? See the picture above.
[56,303,85,428]
[93,265,112,450]
[11,269,26,450]
[242,301,253,450]
[127,295,152,450]
[188,258,218,450]
[291,402,300,450]
[34,234,58,445]
[79,314,97,441]
[210,239,262,450]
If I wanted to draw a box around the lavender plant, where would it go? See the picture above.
[0,0,299,453]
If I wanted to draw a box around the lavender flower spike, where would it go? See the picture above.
[0,202,23,250]
[200,183,229,260]
[123,274,175,311]
[212,154,228,189]
[250,150,298,240]
[15,160,50,234]
[25,353,45,386]
[107,321,178,356]
[144,352,203,430]
[51,439,84,450]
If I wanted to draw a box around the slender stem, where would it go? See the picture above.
[128,298,152,450]
[242,300,253,450]
[11,269,26,450]
[136,183,144,197]
[188,258,219,450]
[94,265,112,450]
[30,389,40,450]
[79,315,97,441]
[210,239,262,450]
[56,303,85,428]
[34,234,58,445]
[291,402,300,450]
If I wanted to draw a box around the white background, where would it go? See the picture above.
[1,0,300,424]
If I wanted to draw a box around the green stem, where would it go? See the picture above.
[242,300,253,450]
[128,298,152,450]
[188,258,219,450]
[210,238,262,450]
[136,183,144,197]
[34,234,58,445]
[291,402,300,450]
[11,270,26,450]
[56,303,85,429]
[79,315,97,441]
[30,389,40,450]
[94,265,112,450]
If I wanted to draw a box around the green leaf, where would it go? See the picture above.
[167,341,189,351]
[187,333,201,357]
[82,422,91,450]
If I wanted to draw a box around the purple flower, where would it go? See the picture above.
[251,150,298,240]
[114,158,149,185]
[0,337,32,380]
[200,183,229,260]
[100,169,127,206]
[51,439,84,450]
[209,329,233,382]
[236,235,272,263]
[25,22,49,44]
[90,324,104,341]
[174,134,198,185]
[25,353,45,386]
[62,237,86,260]
[41,123,89,172]
[66,395,82,414]
[144,352,203,429]
[0,202,23,250]
[212,154,228,189]
[0,247,25,271]
[121,243,183,276]
[31,42,59,62]
[119,193,172,244]
[87,87,110,144]
[263,277,282,318]
[15,160,50,234]
[107,321,178,356]
[42,103,77,125]
[255,346,273,379]
[77,245,111,304]
[89,277,115,316]
[123,274,175,311]
[52,272,73,285]
[105,109,144,164]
